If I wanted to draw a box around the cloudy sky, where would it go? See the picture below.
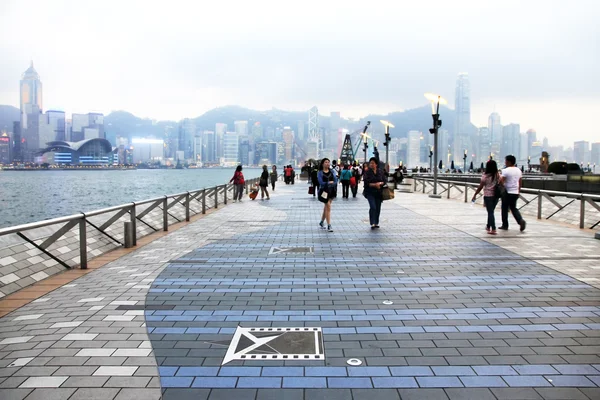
[1,0,599,146]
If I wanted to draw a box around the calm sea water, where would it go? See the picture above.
[0,168,261,228]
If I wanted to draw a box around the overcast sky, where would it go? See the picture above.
[1,0,599,147]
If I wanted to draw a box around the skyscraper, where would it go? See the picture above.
[282,127,295,163]
[71,113,104,142]
[527,129,537,159]
[234,121,248,136]
[573,141,590,164]
[488,112,502,157]
[591,143,600,166]
[223,131,239,166]
[20,61,43,161]
[215,123,227,160]
[454,73,471,155]
[478,127,491,164]
[407,131,421,168]
[0,132,11,164]
[501,123,520,160]
[202,131,216,163]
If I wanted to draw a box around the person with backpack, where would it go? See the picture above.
[471,160,501,234]
[229,165,245,202]
[499,155,526,231]
[259,165,270,200]
[340,164,352,199]
[318,158,337,232]
[350,167,359,198]
[270,165,278,191]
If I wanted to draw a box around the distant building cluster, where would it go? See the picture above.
[1,64,598,170]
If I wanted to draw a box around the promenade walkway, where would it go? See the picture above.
[1,182,600,400]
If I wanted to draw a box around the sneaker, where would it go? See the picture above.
[498,226,508,230]
[486,226,490,232]
[371,225,376,230]
[374,225,380,229]
[327,225,334,232]
[520,220,526,232]
[488,230,497,235]
[233,199,237,203]
[266,197,270,200]
[319,221,325,229]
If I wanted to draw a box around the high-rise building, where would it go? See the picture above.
[11,122,21,162]
[501,123,520,160]
[527,129,537,159]
[223,132,239,166]
[131,138,164,163]
[407,131,421,168]
[282,127,295,162]
[20,62,43,161]
[215,123,227,160]
[519,133,528,165]
[478,127,491,164]
[178,118,195,159]
[234,121,248,136]
[308,106,319,150]
[573,141,590,164]
[454,73,471,139]
[202,131,216,163]
[255,141,278,165]
[297,120,305,141]
[591,143,600,166]
[330,112,341,131]
[239,138,250,166]
[193,134,202,163]
[71,113,104,142]
[488,112,502,156]
[38,110,66,146]
[436,129,449,167]
[0,132,11,164]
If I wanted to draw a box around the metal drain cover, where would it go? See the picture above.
[347,358,363,366]
[222,327,324,365]
[269,247,314,255]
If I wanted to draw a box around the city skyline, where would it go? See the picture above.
[1,0,599,148]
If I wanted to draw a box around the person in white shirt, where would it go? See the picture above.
[499,155,526,231]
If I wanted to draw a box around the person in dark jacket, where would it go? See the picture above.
[270,165,278,191]
[310,166,319,197]
[317,158,337,232]
[340,164,352,199]
[363,157,386,229]
[259,165,270,200]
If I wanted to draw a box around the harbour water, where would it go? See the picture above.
[0,168,261,228]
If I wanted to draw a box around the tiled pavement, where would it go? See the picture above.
[1,182,600,399]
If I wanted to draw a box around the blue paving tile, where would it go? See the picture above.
[274,310,304,316]
[417,377,464,388]
[432,366,476,376]
[219,367,262,376]
[161,376,193,387]
[153,328,187,334]
[192,377,238,388]
[547,375,597,387]
[356,327,391,334]
[176,367,219,376]
[460,376,508,387]
[513,365,559,375]
[327,377,373,388]
[372,377,419,388]
[390,327,424,333]
[185,328,221,334]
[305,367,348,377]
[348,367,391,377]
[237,377,282,388]
[261,367,304,377]
[322,328,356,334]
[164,316,196,321]
[554,364,599,375]
[283,377,327,388]
[219,328,236,334]
[159,366,179,376]
[390,367,433,376]
[290,316,321,321]
[503,376,552,387]
[473,366,518,375]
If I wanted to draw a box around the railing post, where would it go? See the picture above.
[464,185,468,203]
[537,192,542,220]
[414,179,417,192]
[422,180,426,193]
[580,196,585,229]
[201,189,206,214]
[214,186,219,209]
[124,221,133,248]
[163,196,168,231]
[224,185,227,205]
[185,192,191,222]
[79,215,87,269]
[447,183,451,199]
[130,203,137,246]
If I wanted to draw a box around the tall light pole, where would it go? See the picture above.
[381,120,394,170]
[424,93,447,198]
[361,121,371,163]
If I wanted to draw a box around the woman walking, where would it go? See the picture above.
[340,164,352,199]
[364,157,385,229]
[310,165,319,197]
[259,165,270,200]
[229,165,245,202]
[318,158,337,232]
[472,160,500,234]
[270,165,278,191]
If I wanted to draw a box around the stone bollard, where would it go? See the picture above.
[124,221,134,248]
[595,232,600,240]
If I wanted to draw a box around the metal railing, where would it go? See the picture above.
[412,177,600,230]
[0,178,259,273]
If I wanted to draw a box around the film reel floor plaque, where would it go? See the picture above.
[222,327,324,365]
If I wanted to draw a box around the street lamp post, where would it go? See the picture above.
[381,120,394,170]
[362,121,371,163]
[528,156,531,172]
[424,93,447,198]
[463,149,467,172]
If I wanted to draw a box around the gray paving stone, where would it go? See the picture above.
[69,388,120,400]
[397,388,449,400]
[256,389,303,400]
[534,387,589,400]
[304,388,353,400]
[21,388,76,400]
[0,389,33,400]
[444,388,496,400]
[490,387,543,399]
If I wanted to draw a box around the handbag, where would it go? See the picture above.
[350,176,356,187]
[493,176,505,199]
[381,184,394,201]
[308,186,315,195]
[318,188,329,203]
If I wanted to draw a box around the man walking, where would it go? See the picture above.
[499,155,526,231]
